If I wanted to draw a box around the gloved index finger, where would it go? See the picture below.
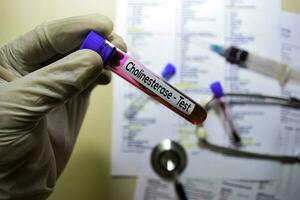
[4,14,113,73]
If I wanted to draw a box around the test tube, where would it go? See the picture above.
[210,82,241,145]
[80,31,207,125]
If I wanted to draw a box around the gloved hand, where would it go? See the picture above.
[0,14,126,199]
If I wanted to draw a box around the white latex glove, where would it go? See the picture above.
[0,14,126,200]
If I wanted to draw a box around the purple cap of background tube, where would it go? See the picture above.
[210,81,224,99]
[80,31,115,64]
[162,63,176,81]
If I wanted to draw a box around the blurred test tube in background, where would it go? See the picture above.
[125,63,176,119]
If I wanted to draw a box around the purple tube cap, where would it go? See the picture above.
[80,31,115,64]
[162,63,176,81]
[210,81,224,99]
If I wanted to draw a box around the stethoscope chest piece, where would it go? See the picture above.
[151,139,187,180]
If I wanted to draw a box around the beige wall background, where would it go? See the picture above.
[0,0,298,200]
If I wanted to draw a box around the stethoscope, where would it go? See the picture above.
[151,139,189,200]
[150,83,300,200]
[147,40,300,198]
[199,81,300,162]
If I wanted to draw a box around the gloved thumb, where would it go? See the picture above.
[0,49,103,131]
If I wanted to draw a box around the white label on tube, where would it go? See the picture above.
[122,58,195,115]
